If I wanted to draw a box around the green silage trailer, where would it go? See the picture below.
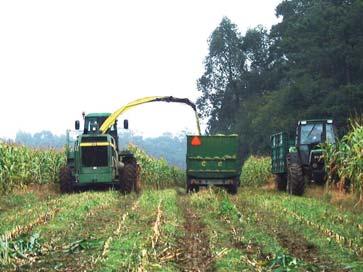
[186,135,241,194]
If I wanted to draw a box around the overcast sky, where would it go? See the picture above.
[0,0,281,139]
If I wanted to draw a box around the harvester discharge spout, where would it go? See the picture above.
[99,96,201,135]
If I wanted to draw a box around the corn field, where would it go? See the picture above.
[0,141,66,194]
[240,156,273,187]
[128,144,185,189]
[324,119,363,204]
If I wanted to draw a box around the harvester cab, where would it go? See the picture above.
[271,119,337,196]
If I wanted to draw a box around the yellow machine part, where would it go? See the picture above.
[79,142,116,150]
[99,96,201,135]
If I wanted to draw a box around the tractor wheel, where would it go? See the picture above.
[275,174,287,191]
[120,162,137,194]
[286,153,305,196]
[59,166,73,194]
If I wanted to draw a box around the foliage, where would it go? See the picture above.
[240,156,272,186]
[0,233,42,264]
[0,142,65,194]
[197,1,363,161]
[119,131,187,169]
[324,119,363,203]
[128,144,185,189]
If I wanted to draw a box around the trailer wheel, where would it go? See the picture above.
[187,185,199,193]
[286,153,305,196]
[60,166,73,194]
[228,178,239,195]
[120,162,137,193]
[186,178,199,193]
[275,174,287,191]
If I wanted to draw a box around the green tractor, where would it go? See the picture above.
[271,119,337,195]
[60,112,140,193]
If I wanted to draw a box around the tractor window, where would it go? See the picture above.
[300,124,323,145]
[326,124,336,144]
[84,117,108,133]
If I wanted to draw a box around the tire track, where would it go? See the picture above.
[232,196,342,271]
[176,195,213,272]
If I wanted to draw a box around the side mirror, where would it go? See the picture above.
[75,120,80,130]
[123,119,129,129]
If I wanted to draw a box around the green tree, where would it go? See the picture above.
[197,1,363,160]
[197,17,246,133]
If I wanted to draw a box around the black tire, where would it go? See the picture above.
[120,162,137,193]
[59,166,73,193]
[286,153,305,196]
[227,178,239,195]
[275,174,287,191]
[186,178,199,193]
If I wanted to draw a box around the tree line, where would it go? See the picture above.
[197,0,363,161]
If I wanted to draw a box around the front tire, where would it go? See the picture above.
[286,153,305,196]
[59,166,73,193]
[120,162,137,193]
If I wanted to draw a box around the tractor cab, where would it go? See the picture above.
[297,119,336,146]
[295,119,337,182]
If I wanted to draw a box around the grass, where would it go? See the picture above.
[0,190,127,267]
[237,188,363,270]
[0,188,363,271]
[189,188,288,271]
[1,184,363,271]
[100,189,183,271]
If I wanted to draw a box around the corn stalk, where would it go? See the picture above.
[0,142,66,194]
[128,144,185,189]
[323,118,363,205]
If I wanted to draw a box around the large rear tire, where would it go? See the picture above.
[275,174,287,191]
[286,153,305,196]
[120,162,137,194]
[59,166,73,194]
